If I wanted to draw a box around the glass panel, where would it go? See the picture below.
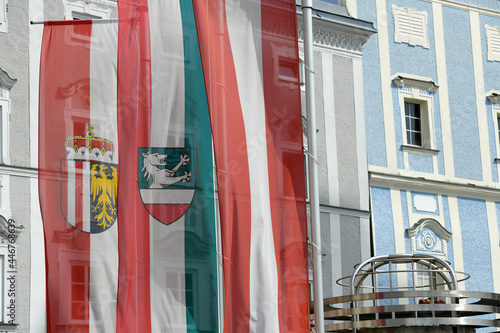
[414,132,422,146]
[497,116,500,142]
[71,265,85,283]
[414,103,421,118]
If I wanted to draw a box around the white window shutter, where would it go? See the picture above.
[486,25,500,62]
[393,5,429,49]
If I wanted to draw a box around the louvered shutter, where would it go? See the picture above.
[393,5,429,48]
[487,25,500,62]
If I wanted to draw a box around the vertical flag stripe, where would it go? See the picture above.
[225,1,280,332]
[117,2,153,331]
[82,161,91,233]
[147,1,187,330]
[194,1,254,331]
[67,160,76,228]
[179,1,219,331]
[39,21,93,332]
[261,0,310,330]
[88,21,119,333]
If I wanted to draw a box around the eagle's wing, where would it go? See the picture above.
[106,166,118,204]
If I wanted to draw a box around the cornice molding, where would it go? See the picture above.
[297,24,365,53]
[0,165,38,178]
[369,171,500,201]
[423,0,500,18]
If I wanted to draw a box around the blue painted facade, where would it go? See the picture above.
[358,0,500,299]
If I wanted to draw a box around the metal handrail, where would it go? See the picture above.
[317,289,500,332]
[348,254,459,295]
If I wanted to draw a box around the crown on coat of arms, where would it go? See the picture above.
[65,124,114,157]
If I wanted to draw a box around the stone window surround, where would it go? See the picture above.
[393,73,438,152]
[0,0,6,34]
[62,0,112,20]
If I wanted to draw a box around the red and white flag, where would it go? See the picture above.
[39,20,120,332]
[193,0,310,332]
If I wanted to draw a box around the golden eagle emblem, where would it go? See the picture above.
[90,164,117,230]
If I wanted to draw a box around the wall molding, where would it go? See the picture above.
[370,171,500,201]
[423,0,500,18]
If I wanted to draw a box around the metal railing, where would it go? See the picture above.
[311,254,500,332]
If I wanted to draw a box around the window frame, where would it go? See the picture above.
[393,73,438,152]
[392,4,429,49]
[0,100,10,165]
[404,101,423,147]
[0,0,7,34]
[398,89,435,150]
[490,102,500,160]
[63,1,111,21]
[0,67,15,166]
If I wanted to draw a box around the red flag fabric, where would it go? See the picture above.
[39,20,120,332]
[193,0,310,332]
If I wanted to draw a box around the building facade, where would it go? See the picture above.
[355,0,500,310]
[296,0,375,299]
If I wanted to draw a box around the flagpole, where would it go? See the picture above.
[301,1,325,332]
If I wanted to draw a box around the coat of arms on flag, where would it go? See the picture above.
[60,125,117,234]
[138,147,196,225]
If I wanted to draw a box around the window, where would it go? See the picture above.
[70,263,104,322]
[486,25,500,62]
[407,218,451,295]
[63,1,112,21]
[405,102,422,147]
[0,67,15,165]
[392,5,429,49]
[165,270,197,325]
[0,0,7,33]
[497,115,500,144]
[486,91,500,161]
[401,97,433,149]
[393,73,438,150]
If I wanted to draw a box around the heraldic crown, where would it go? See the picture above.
[65,124,115,162]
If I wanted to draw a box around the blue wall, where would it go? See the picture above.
[442,196,455,270]
[457,198,493,292]
[359,1,388,167]
[443,7,483,180]
[400,190,412,254]
[372,187,396,255]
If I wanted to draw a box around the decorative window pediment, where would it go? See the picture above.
[392,5,429,49]
[392,73,438,93]
[486,90,500,104]
[407,219,451,256]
